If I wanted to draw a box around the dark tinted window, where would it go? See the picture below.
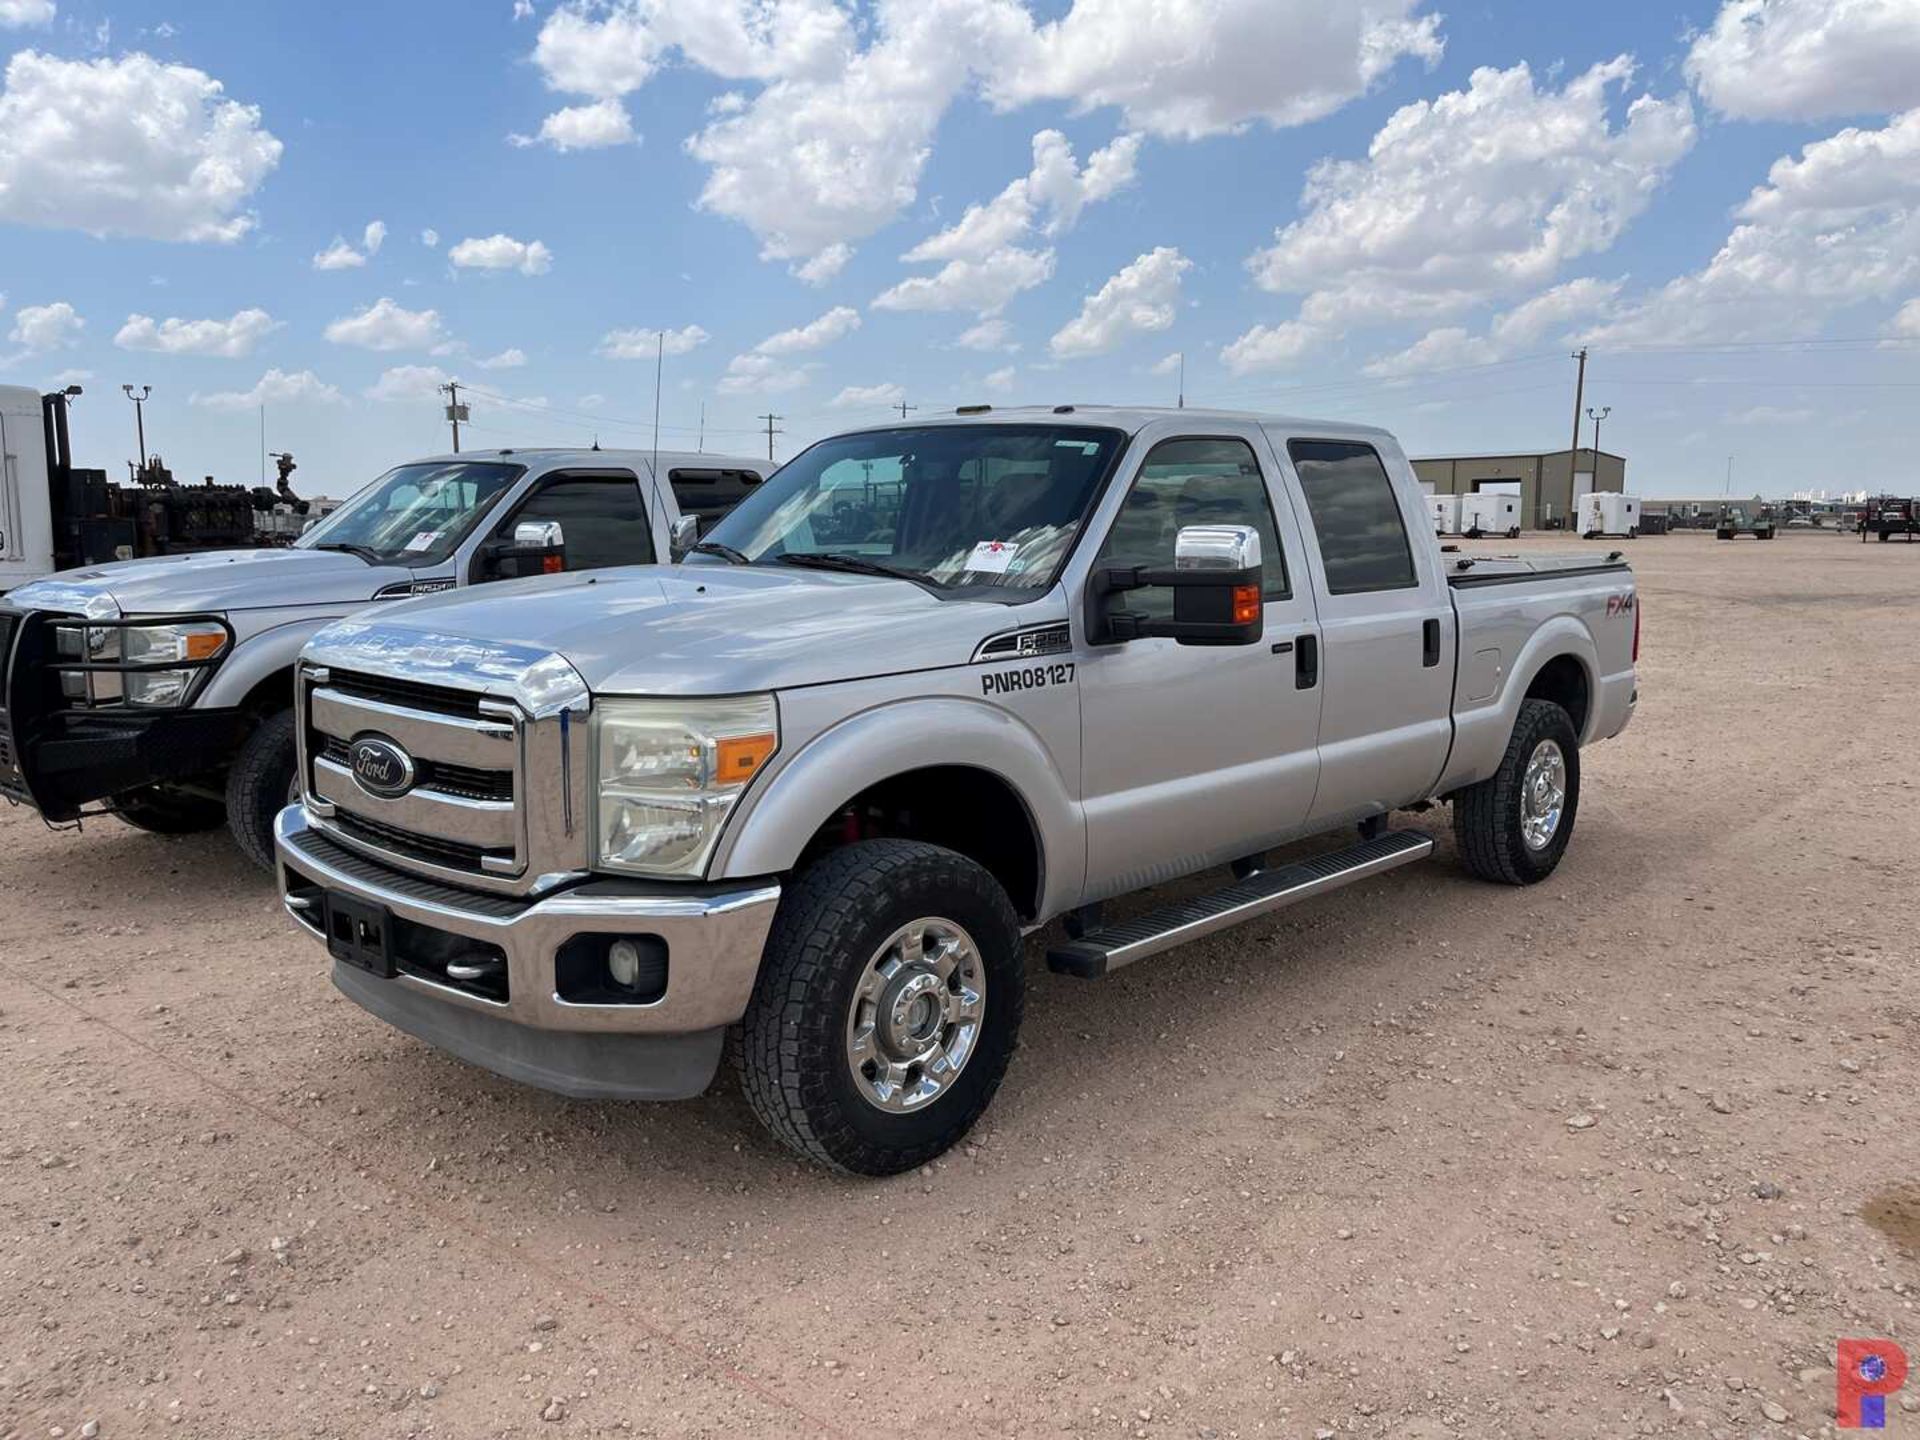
[1287,440,1418,594]
[1097,438,1288,619]
[506,475,652,571]
[670,467,765,538]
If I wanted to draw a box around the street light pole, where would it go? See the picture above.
[1586,404,1611,458]
[122,384,151,476]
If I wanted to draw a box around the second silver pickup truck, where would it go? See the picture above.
[274,406,1638,1173]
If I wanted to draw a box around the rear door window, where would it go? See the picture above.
[1287,440,1418,594]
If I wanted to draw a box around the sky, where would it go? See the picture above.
[2,0,1918,501]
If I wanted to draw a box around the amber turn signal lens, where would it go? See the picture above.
[715,732,776,783]
[183,631,226,661]
[1232,585,1260,625]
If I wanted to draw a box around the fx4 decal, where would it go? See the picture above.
[1605,593,1636,617]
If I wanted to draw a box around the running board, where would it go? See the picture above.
[1047,830,1433,979]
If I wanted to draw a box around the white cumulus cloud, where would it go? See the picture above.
[597,323,711,359]
[1686,0,1920,122]
[324,297,446,351]
[754,305,861,355]
[1891,297,1920,338]
[420,227,440,248]
[512,97,637,150]
[0,50,281,243]
[831,382,905,409]
[1586,107,1920,346]
[477,347,528,369]
[193,368,344,411]
[8,300,83,351]
[364,365,453,403]
[1050,246,1190,359]
[957,317,1017,352]
[0,1,56,27]
[115,307,279,358]
[448,233,554,275]
[312,220,388,271]
[1364,278,1624,377]
[874,129,1136,317]
[527,0,1438,272]
[1226,57,1694,370]
[716,352,813,395]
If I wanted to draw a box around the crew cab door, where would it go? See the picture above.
[467,468,656,582]
[1074,424,1324,902]
[1266,431,1454,824]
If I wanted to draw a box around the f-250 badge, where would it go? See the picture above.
[982,662,1075,696]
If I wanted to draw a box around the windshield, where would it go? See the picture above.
[296,461,522,566]
[700,423,1124,594]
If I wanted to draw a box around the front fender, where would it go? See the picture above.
[709,694,1085,918]
[196,612,348,711]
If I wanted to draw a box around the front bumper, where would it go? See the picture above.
[274,806,781,1100]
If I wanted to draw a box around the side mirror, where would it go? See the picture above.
[669,513,699,560]
[482,520,566,579]
[1087,524,1264,647]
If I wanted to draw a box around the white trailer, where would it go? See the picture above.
[1461,491,1521,539]
[0,385,55,594]
[1426,493,1461,536]
[1578,493,1641,538]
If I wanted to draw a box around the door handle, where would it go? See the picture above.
[1295,634,1318,690]
[1422,617,1441,668]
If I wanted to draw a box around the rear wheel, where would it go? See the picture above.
[111,787,226,834]
[737,839,1024,1175]
[1452,698,1580,886]
[226,709,298,871]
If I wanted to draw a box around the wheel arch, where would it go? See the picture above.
[710,697,1083,921]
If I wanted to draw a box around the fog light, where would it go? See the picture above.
[608,938,643,989]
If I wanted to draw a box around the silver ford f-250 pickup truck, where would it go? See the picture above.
[0,448,770,866]
[274,407,1638,1174]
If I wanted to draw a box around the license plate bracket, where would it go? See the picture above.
[324,892,396,978]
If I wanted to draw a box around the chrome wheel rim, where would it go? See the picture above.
[1520,739,1566,851]
[844,917,986,1113]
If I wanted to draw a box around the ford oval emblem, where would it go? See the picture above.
[348,734,415,800]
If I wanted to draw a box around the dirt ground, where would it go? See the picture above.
[3,529,1917,1440]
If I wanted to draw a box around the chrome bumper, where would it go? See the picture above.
[273,805,780,1038]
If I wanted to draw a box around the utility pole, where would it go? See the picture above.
[1724,455,1734,496]
[895,400,917,421]
[1177,351,1185,409]
[440,381,466,453]
[697,401,705,454]
[757,412,784,462]
[1567,349,1587,473]
[259,403,266,485]
[122,384,151,474]
[1586,404,1611,458]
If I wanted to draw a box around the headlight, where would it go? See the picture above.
[53,620,228,708]
[592,695,778,877]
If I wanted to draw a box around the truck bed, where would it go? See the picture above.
[1443,551,1628,587]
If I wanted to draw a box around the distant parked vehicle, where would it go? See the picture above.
[1858,496,1917,542]
[1578,493,1641,539]
[1715,504,1776,541]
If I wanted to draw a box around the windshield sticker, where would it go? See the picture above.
[404,530,440,552]
[966,540,1019,574]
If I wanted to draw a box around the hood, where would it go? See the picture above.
[352,562,1044,694]
[6,548,419,616]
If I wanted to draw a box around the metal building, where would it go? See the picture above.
[1411,448,1627,530]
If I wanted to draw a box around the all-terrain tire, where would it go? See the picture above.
[111,787,227,834]
[1452,698,1581,886]
[737,839,1025,1175]
[226,709,298,871]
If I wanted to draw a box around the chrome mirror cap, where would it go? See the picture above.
[1174,523,1261,573]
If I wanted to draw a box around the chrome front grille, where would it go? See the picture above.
[294,623,592,898]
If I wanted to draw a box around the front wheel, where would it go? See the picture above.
[226,709,298,871]
[737,839,1025,1175]
[1451,699,1580,885]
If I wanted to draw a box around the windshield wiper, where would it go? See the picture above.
[312,542,386,564]
[689,539,750,565]
[772,551,938,586]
